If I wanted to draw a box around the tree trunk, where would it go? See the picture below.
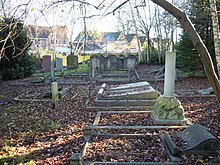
[147,31,151,64]
[210,0,220,78]
[151,0,220,103]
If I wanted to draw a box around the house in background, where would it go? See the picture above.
[27,25,70,56]
[73,31,104,54]
[101,32,128,54]
[26,25,50,53]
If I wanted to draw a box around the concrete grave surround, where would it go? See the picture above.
[95,81,159,107]
[90,54,136,73]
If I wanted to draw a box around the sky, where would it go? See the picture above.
[5,0,180,41]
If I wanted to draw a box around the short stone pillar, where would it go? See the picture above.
[152,52,186,124]
[50,61,55,82]
[51,82,58,109]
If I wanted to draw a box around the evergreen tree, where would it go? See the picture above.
[0,17,36,80]
[176,0,219,73]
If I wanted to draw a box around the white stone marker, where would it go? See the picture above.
[51,82,58,109]
[164,51,176,97]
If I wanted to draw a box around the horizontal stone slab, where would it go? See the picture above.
[95,98,156,106]
[109,81,150,91]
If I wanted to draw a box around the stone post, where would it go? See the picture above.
[51,82,58,109]
[152,52,186,124]
[164,52,176,97]
[50,61,55,82]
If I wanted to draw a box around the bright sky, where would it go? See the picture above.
[6,0,180,41]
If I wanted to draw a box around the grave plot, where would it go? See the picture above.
[86,111,188,137]
[174,88,215,98]
[83,136,172,163]
[88,81,160,110]
[59,73,89,85]
[71,110,189,164]
[14,84,78,102]
[96,70,137,83]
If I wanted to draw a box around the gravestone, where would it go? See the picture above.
[56,58,63,71]
[117,54,125,70]
[126,55,136,70]
[107,55,118,70]
[43,55,51,72]
[67,55,78,68]
[161,124,219,159]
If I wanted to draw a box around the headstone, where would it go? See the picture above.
[177,124,218,156]
[67,55,78,68]
[117,54,125,70]
[126,55,136,70]
[56,58,63,71]
[43,55,51,72]
[107,55,118,70]
[51,82,58,109]
[161,124,219,159]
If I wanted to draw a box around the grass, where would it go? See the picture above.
[32,63,88,77]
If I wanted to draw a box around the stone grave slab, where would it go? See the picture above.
[98,81,159,100]
[161,124,219,161]
[94,81,159,108]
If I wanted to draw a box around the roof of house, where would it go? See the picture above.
[103,32,121,41]
[74,31,93,42]
[125,34,136,43]
[138,36,146,44]
[73,43,102,51]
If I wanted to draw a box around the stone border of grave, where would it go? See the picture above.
[70,110,191,165]
[14,86,72,103]
[93,82,160,108]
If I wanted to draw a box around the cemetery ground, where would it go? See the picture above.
[0,64,219,165]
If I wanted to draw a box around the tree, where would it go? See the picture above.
[0,17,36,80]
[151,0,220,103]
[210,0,220,77]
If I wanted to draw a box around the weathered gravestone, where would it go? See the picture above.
[67,55,78,68]
[126,54,136,70]
[43,55,51,72]
[107,55,118,70]
[161,124,219,160]
[117,54,126,70]
[56,58,63,71]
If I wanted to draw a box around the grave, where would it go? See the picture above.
[93,81,160,108]
[89,54,137,82]
[14,86,70,102]
[43,55,51,72]
[56,58,63,72]
[161,124,219,161]
[152,52,187,125]
[67,55,78,68]
[70,110,189,164]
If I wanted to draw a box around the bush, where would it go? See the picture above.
[0,17,36,80]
